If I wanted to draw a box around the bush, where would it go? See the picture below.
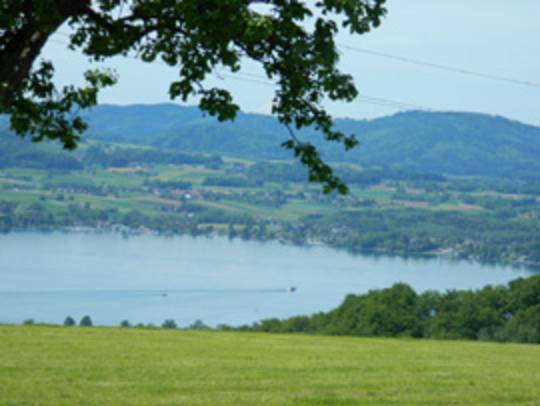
[64,316,76,326]
[23,319,34,325]
[505,305,540,344]
[80,315,93,327]
[120,320,131,328]
[162,319,177,329]
[189,320,209,330]
[244,275,540,345]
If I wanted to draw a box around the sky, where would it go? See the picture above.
[42,0,540,126]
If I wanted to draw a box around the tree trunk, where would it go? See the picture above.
[0,0,89,109]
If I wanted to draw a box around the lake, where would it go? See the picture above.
[0,232,535,327]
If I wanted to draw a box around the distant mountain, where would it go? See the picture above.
[82,104,205,145]
[83,104,540,179]
[338,112,540,179]
[2,104,539,179]
[83,104,291,160]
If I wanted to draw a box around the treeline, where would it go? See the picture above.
[446,177,540,196]
[242,275,540,344]
[203,176,263,188]
[83,145,222,168]
[0,132,82,171]
[0,132,223,172]
[23,316,210,330]
[303,208,540,264]
[143,179,192,190]
[19,274,540,345]
[0,200,255,235]
[246,162,308,184]
[243,161,446,187]
[339,168,446,187]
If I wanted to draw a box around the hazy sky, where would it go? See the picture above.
[43,0,540,126]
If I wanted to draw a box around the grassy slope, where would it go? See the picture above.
[1,326,539,405]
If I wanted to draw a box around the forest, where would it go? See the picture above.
[241,274,540,344]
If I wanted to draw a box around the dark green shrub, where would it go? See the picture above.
[80,315,93,327]
[162,319,177,329]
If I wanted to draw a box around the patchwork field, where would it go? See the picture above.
[1,151,540,264]
[0,326,539,405]
[0,161,488,225]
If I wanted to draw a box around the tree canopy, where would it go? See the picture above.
[0,0,387,193]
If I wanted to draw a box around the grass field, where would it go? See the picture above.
[1,326,539,405]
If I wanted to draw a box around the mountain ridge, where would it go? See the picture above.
[2,104,539,179]
[82,104,540,179]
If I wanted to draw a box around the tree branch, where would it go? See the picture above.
[0,0,90,108]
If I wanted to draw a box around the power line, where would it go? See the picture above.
[356,95,432,111]
[213,68,432,111]
[214,71,275,88]
[48,36,434,112]
[56,30,540,88]
[337,43,540,88]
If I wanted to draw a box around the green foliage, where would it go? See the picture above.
[63,316,76,326]
[247,275,540,344]
[328,283,422,337]
[247,161,307,183]
[79,315,93,327]
[161,319,177,329]
[83,145,220,168]
[7,64,117,150]
[309,207,540,263]
[0,0,388,193]
[143,179,192,190]
[0,131,83,171]
[505,304,540,344]
[120,320,131,328]
[189,320,209,330]
[203,176,263,188]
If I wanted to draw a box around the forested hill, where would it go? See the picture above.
[82,104,540,179]
[2,104,539,179]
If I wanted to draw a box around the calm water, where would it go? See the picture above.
[0,232,535,327]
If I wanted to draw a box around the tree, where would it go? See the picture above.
[80,315,93,326]
[0,0,386,193]
[505,304,540,344]
[64,315,76,326]
[189,319,209,330]
[161,319,177,329]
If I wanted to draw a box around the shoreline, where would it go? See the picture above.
[2,225,538,272]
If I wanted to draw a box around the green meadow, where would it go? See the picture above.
[1,326,539,405]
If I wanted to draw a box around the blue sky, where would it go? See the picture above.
[43,0,540,126]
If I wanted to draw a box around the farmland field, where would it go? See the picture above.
[1,149,540,265]
[0,325,539,405]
